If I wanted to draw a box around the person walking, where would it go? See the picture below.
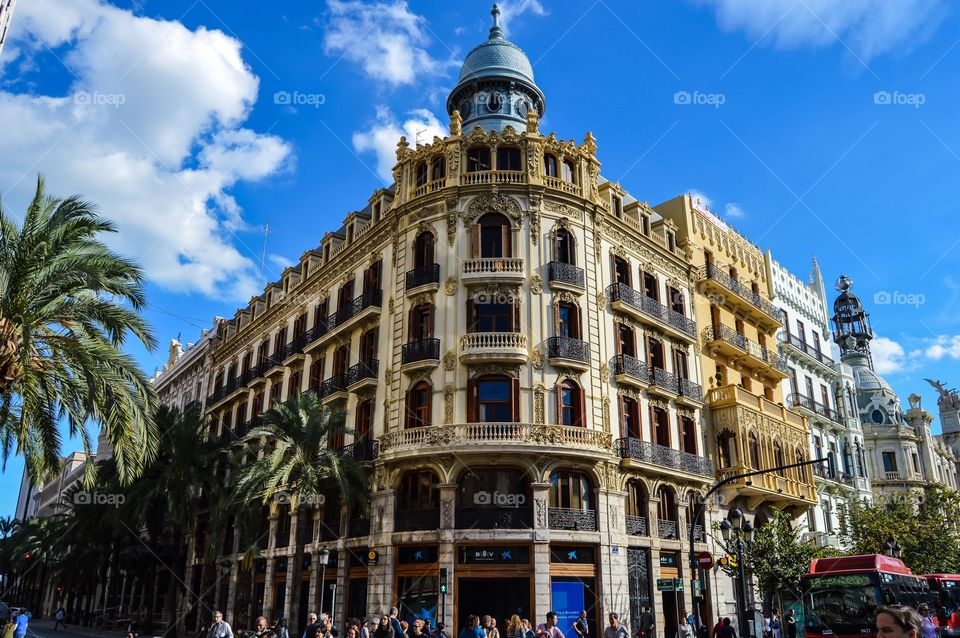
[508,615,525,638]
[875,606,923,638]
[783,611,796,638]
[603,613,628,638]
[573,612,588,638]
[390,609,405,638]
[639,608,655,638]
[11,612,28,638]
[536,613,564,638]
[677,618,692,638]
[3,616,15,638]
[304,614,321,638]
[918,605,939,638]
[716,619,736,638]
[375,617,395,638]
[770,611,781,638]
[274,619,290,638]
[208,611,234,638]
[459,617,482,638]
[53,607,67,631]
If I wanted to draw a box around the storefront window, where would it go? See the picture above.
[397,575,438,628]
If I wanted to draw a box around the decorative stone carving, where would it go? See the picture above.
[442,500,453,527]
[384,368,393,384]
[445,277,457,296]
[530,210,541,245]
[535,499,546,528]
[372,466,388,492]
[530,273,543,294]
[468,364,521,378]
[649,397,668,410]
[534,384,546,424]
[596,291,606,307]
[443,350,456,371]
[411,292,434,306]
[599,362,610,383]
[464,193,523,229]
[388,296,395,313]
[450,110,462,136]
[553,290,578,305]
[602,396,611,432]
[531,347,544,370]
[444,384,454,424]
[526,108,539,134]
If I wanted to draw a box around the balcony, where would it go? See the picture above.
[405,264,440,292]
[787,393,842,425]
[657,519,679,540]
[678,378,704,405]
[610,353,649,389]
[461,257,525,286]
[701,324,790,380]
[346,359,378,391]
[394,508,440,532]
[460,170,527,186]
[546,336,590,371]
[455,508,533,530]
[543,175,582,196]
[318,373,348,402]
[263,352,286,378]
[697,264,783,331]
[614,438,714,478]
[411,178,445,199]
[625,515,648,536]
[607,283,697,341]
[303,321,330,351]
[708,385,817,508]
[883,471,902,481]
[547,261,585,291]
[548,507,597,531]
[378,422,612,459]
[460,332,528,365]
[282,334,308,365]
[401,338,441,371]
[687,523,705,542]
[648,366,679,396]
[779,332,835,373]
[307,291,383,352]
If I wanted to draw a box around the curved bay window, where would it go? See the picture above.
[395,470,440,532]
[475,212,512,258]
[405,381,432,429]
[456,467,532,529]
[467,146,491,173]
[548,470,596,531]
[555,228,575,265]
[625,480,649,536]
[557,379,585,427]
[748,431,761,469]
[544,153,558,177]
[656,486,678,539]
[561,159,576,183]
[468,375,519,422]
[415,162,428,187]
[497,147,522,171]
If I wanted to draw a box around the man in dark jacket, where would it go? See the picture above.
[638,608,655,638]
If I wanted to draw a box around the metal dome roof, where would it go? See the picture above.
[457,5,537,85]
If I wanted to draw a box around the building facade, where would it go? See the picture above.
[766,255,871,549]
[0,0,16,58]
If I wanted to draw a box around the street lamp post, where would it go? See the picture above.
[318,547,330,618]
[719,508,755,638]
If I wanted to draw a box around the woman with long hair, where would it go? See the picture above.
[507,616,523,638]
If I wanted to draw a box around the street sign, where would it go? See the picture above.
[675,578,684,591]
[656,578,675,592]
[697,551,714,569]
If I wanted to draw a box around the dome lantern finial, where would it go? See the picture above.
[489,4,504,39]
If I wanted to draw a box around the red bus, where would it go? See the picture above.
[802,555,935,638]
[924,574,960,629]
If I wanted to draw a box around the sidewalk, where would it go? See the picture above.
[28,619,143,638]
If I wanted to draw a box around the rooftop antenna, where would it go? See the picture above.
[415,128,426,146]
[260,221,270,286]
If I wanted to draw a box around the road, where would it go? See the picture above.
[25,619,134,638]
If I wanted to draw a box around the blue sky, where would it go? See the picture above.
[1,0,960,516]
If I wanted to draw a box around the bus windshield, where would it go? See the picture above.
[805,575,880,635]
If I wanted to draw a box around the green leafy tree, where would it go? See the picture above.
[0,177,157,484]
[841,486,960,574]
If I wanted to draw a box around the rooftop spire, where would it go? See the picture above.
[489,4,504,39]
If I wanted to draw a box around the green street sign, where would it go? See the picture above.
[675,579,684,591]
[657,578,675,591]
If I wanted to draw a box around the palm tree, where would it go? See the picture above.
[0,177,158,484]
[234,391,368,620]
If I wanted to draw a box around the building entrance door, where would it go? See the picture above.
[457,578,531,628]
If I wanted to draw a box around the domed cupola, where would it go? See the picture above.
[446,4,546,133]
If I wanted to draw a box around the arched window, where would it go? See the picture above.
[497,147,521,171]
[431,155,446,181]
[555,228,575,265]
[773,439,785,476]
[405,381,432,429]
[795,448,806,483]
[544,154,558,178]
[467,147,491,172]
[748,431,761,469]
[468,375,519,422]
[557,379,585,427]
[687,492,705,541]
[415,162,428,186]
[549,471,593,510]
[657,487,678,538]
[561,159,575,183]
[413,232,434,268]
[475,213,511,258]
[626,481,648,518]
[397,470,440,511]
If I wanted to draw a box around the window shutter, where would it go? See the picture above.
[472,225,481,258]
[512,377,521,422]
[618,395,625,437]
[467,379,478,422]
[577,386,586,428]
[503,224,512,257]
[555,383,563,426]
[404,389,412,429]
[425,385,433,427]
[573,306,582,340]
[513,302,521,333]
[407,307,415,341]
[466,299,476,332]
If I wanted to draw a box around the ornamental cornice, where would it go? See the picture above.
[464,193,524,229]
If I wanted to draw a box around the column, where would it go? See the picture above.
[263,510,280,619]
[284,509,300,621]
[226,561,240,626]
[532,482,551,621]
[602,489,630,620]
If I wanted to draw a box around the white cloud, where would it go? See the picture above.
[497,0,548,36]
[688,189,746,221]
[268,254,296,270]
[724,203,745,219]
[872,336,906,374]
[352,107,447,182]
[925,335,960,361]
[322,0,458,87]
[1,0,291,302]
[696,0,947,60]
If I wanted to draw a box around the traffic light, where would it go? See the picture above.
[439,567,448,594]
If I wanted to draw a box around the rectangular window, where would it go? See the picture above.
[471,303,515,332]
[821,385,831,410]
[882,451,898,473]
[680,416,697,455]
[467,147,491,172]
[641,270,658,301]
[621,397,640,438]
[668,286,684,315]
[613,256,630,286]
[651,407,669,447]
[359,328,378,361]
[355,400,373,440]
[287,369,302,397]
[797,319,806,343]
[497,147,521,171]
[557,303,580,339]
[309,357,325,394]
[789,368,798,396]
[477,379,513,422]
[618,324,635,357]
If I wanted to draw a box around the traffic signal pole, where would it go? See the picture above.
[688,456,828,638]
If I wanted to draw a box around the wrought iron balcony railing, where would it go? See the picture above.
[610,353,650,384]
[649,366,679,394]
[787,393,842,424]
[614,437,714,477]
[402,338,441,364]
[607,283,697,337]
[394,508,440,532]
[327,289,383,330]
[340,439,379,462]
[699,264,783,323]
[657,519,679,539]
[625,515,648,536]
[687,523,705,542]
[546,336,590,363]
[679,377,704,402]
[779,332,835,367]
[319,373,348,399]
[548,507,597,531]
[547,261,585,288]
[347,359,378,386]
[282,333,308,360]
[405,264,440,290]
[455,507,533,530]
[702,323,789,372]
